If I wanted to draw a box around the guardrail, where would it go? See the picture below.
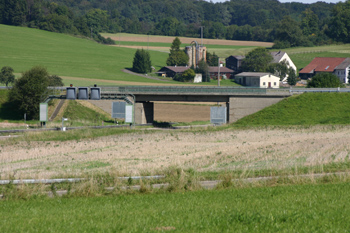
[267,87,350,95]
[101,86,267,94]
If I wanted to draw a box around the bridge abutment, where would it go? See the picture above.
[228,96,285,123]
[135,102,154,124]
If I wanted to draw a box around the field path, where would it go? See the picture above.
[108,34,274,47]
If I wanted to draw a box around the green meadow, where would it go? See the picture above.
[283,44,350,69]
[0,24,171,85]
[1,182,350,232]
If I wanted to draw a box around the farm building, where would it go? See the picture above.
[299,57,350,83]
[157,66,190,78]
[208,66,234,79]
[185,41,206,67]
[225,55,245,73]
[226,51,297,77]
[157,66,233,80]
[235,72,280,88]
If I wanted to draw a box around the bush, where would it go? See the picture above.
[181,69,195,82]
[307,73,344,88]
[272,40,291,49]
[48,75,64,86]
[173,69,195,82]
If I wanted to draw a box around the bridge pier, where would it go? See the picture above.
[135,102,154,124]
[228,96,285,123]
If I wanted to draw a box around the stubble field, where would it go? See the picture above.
[1,125,349,179]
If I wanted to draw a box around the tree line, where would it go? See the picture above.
[1,0,350,47]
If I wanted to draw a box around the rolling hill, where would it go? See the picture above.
[0,24,170,86]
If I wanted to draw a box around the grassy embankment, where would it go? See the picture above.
[0,89,115,125]
[235,92,350,126]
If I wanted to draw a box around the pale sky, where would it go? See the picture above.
[207,0,345,3]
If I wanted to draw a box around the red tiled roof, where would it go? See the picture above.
[299,57,347,74]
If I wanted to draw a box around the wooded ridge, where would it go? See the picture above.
[1,0,350,47]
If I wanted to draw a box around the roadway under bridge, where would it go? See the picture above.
[47,86,292,124]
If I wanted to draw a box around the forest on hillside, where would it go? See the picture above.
[1,0,350,48]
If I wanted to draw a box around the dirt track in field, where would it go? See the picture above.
[1,125,350,179]
[109,35,274,47]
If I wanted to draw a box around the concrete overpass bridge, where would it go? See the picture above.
[46,86,293,124]
[99,86,292,124]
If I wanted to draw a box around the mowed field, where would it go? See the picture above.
[103,33,273,57]
[104,33,274,46]
[1,125,349,179]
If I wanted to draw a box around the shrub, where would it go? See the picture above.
[307,72,344,88]
[0,66,15,87]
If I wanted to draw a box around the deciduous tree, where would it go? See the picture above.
[0,66,15,87]
[241,47,273,72]
[8,66,50,119]
[196,59,210,82]
[287,69,297,86]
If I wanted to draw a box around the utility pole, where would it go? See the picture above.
[119,29,121,47]
[200,26,204,46]
[218,57,220,87]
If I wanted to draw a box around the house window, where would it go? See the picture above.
[274,82,277,86]
[263,82,266,86]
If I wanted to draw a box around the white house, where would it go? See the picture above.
[235,72,280,88]
[334,58,350,83]
[226,51,297,80]
[271,51,297,75]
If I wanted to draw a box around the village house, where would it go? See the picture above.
[208,66,234,79]
[235,72,280,88]
[226,51,297,79]
[299,57,350,83]
[157,66,234,80]
[157,66,190,78]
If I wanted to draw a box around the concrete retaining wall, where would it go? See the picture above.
[228,97,285,123]
[135,102,154,124]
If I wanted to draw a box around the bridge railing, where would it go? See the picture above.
[100,86,267,94]
[267,87,350,95]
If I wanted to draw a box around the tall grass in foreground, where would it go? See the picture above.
[1,180,350,232]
